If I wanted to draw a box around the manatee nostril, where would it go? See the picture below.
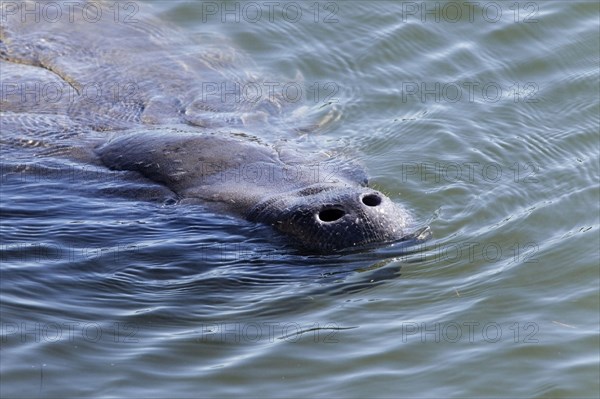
[362,193,382,207]
[317,208,346,222]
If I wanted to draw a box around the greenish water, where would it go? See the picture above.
[1,1,599,398]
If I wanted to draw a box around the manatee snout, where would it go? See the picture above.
[316,192,384,223]
[247,184,409,253]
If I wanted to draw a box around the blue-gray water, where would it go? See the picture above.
[1,1,599,398]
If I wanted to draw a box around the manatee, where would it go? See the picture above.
[0,1,420,253]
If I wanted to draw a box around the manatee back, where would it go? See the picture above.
[0,0,284,130]
[97,130,281,197]
[96,129,369,213]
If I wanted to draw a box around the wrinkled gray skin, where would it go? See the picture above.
[97,130,409,252]
[0,1,410,253]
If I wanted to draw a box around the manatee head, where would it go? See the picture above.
[246,183,410,253]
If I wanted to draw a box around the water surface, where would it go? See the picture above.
[1,1,599,398]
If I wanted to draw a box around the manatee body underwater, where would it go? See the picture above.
[0,1,421,253]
